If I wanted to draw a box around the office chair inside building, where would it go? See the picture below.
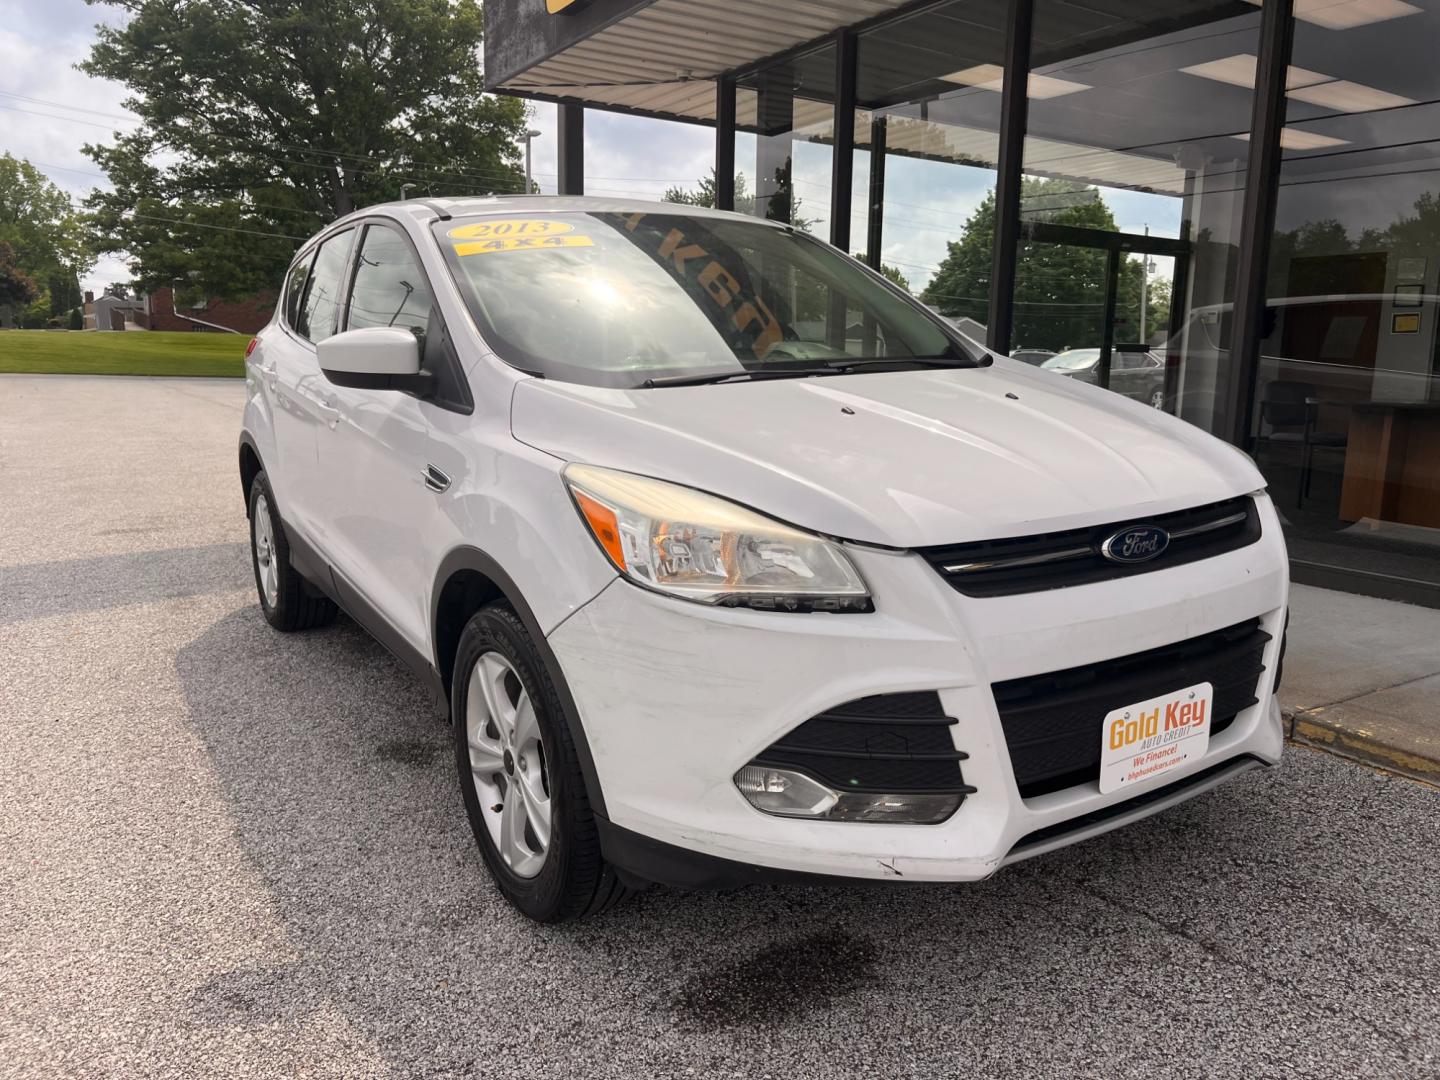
[1255,380,1348,509]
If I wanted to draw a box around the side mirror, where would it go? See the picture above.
[317,326,429,393]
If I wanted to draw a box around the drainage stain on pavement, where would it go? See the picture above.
[672,930,880,1028]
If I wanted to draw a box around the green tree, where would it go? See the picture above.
[924,178,1126,350]
[664,168,755,215]
[663,167,813,231]
[48,271,83,317]
[82,0,528,298]
[0,242,40,326]
[0,155,90,317]
[21,290,54,329]
[1111,258,1173,344]
[921,191,999,326]
[854,254,911,293]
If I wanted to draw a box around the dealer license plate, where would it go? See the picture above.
[1098,681,1213,795]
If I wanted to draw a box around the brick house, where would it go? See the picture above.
[145,286,276,334]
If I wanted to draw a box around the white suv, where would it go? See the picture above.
[240,197,1289,923]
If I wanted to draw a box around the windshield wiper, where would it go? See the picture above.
[829,355,979,372]
[640,367,843,388]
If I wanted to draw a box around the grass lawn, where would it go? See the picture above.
[0,330,248,378]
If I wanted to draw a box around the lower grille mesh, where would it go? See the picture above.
[992,619,1271,798]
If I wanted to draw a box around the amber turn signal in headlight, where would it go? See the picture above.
[564,464,871,611]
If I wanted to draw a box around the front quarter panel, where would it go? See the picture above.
[425,383,619,644]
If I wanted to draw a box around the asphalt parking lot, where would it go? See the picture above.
[3,373,1439,1079]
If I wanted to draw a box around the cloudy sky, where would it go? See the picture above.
[2,0,1179,299]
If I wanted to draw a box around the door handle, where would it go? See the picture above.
[317,398,342,428]
[422,464,451,493]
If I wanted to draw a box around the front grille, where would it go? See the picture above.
[992,619,1271,799]
[918,496,1260,598]
[749,692,976,795]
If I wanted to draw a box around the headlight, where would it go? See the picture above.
[563,464,871,612]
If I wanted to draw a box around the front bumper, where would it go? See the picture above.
[547,495,1289,884]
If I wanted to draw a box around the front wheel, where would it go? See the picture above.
[247,472,338,632]
[452,603,632,922]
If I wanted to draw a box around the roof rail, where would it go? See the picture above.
[414,198,452,221]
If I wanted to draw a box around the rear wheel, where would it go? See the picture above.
[247,472,338,632]
[453,603,631,922]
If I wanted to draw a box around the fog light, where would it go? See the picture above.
[734,766,838,818]
[734,767,962,824]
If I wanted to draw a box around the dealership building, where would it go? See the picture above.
[486,0,1440,606]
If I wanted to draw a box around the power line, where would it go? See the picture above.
[1,100,532,192]
[0,103,129,131]
[119,211,307,241]
[0,90,138,124]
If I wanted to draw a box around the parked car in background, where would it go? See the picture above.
[1010,347,1056,366]
[239,196,1288,923]
[1041,347,1167,408]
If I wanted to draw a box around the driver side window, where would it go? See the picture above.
[345,225,433,338]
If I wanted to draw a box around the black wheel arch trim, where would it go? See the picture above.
[238,430,265,514]
[432,546,608,819]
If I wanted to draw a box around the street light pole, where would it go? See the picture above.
[1139,225,1150,344]
[522,128,543,193]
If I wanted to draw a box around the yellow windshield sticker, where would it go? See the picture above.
[454,234,594,256]
[448,219,573,241]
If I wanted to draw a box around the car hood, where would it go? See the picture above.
[509,360,1264,548]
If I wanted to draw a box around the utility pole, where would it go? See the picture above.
[1139,225,1150,344]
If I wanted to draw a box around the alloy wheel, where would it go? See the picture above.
[466,652,552,878]
[253,492,280,608]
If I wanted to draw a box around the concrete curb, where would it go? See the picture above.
[1284,707,1440,788]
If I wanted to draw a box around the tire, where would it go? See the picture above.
[247,471,339,632]
[452,603,632,923]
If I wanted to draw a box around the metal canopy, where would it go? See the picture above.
[491,0,901,122]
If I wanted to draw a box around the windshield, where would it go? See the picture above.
[433,210,973,387]
[1041,349,1102,372]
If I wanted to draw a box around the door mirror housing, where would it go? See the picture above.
[317,326,432,394]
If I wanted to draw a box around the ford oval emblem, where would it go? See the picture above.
[1101,525,1170,564]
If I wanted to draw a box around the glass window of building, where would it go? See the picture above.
[1017,1,1264,430]
[854,0,1009,339]
[734,45,837,233]
[1251,1,1440,594]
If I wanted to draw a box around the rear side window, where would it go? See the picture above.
[282,253,314,330]
[295,229,354,343]
[345,225,433,337]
